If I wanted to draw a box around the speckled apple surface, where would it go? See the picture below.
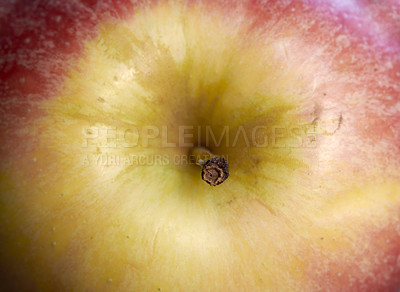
[1,0,400,291]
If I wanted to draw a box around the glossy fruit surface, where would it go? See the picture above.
[1,0,400,291]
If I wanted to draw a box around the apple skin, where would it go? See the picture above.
[1,0,400,291]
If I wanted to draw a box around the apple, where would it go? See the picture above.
[1,0,400,291]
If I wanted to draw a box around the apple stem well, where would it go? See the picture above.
[190,146,229,186]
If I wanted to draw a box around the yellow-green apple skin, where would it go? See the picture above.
[1,0,400,291]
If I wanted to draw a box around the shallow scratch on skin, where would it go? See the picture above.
[254,198,276,216]
[333,113,343,134]
[279,40,289,63]
[317,112,344,136]
[151,225,161,258]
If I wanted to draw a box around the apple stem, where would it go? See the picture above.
[191,146,229,186]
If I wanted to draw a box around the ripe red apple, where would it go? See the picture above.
[1,0,400,291]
